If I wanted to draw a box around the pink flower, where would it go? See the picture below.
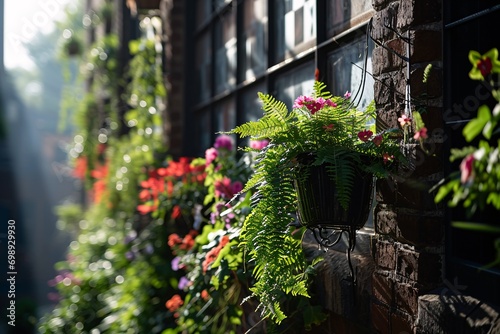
[460,154,474,184]
[231,181,243,194]
[205,147,218,165]
[358,130,373,142]
[344,91,352,99]
[398,114,412,127]
[250,139,269,150]
[293,96,336,115]
[214,135,233,151]
[293,95,314,109]
[413,127,428,140]
[383,153,394,164]
[372,135,383,146]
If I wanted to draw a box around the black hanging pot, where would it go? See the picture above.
[293,153,374,248]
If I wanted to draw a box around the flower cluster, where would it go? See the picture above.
[136,157,206,216]
[158,135,258,333]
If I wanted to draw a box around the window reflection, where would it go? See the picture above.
[274,61,315,109]
[242,83,266,123]
[327,0,372,38]
[327,37,374,109]
[214,98,236,133]
[196,0,212,28]
[241,0,267,81]
[215,8,237,94]
[196,32,212,103]
[275,0,316,62]
[197,109,212,154]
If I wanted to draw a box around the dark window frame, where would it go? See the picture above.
[443,0,500,306]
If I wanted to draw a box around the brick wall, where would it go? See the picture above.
[371,0,445,332]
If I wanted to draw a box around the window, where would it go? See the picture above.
[240,0,267,81]
[443,0,500,305]
[326,0,373,38]
[274,0,316,62]
[188,0,374,156]
[327,36,374,109]
[214,8,237,94]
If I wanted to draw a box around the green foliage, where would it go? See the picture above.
[435,48,500,217]
[229,81,402,322]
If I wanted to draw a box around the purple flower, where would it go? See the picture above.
[126,251,136,261]
[178,276,191,290]
[171,256,181,271]
[214,135,233,151]
[124,231,137,244]
[144,243,154,255]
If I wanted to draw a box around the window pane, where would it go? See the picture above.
[241,82,267,123]
[196,32,212,103]
[215,0,231,11]
[327,36,374,109]
[241,0,268,81]
[215,8,237,94]
[214,97,236,133]
[327,0,372,38]
[275,0,316,62]
[196,0,212,28]
[197,109,212,153]
[274,61,315,109]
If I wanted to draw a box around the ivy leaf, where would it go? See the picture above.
[463,105,491,142]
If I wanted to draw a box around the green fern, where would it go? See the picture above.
[229,82,403,323]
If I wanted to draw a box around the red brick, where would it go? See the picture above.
[391,310,414,334]
[373,272,394,307]
[372,302,391,333]
[397,0,442,30]
[397,248,442,285]
[394,281,419,316]
[374,204,397,236]
[396,211,444,247]
[376,240,397,270]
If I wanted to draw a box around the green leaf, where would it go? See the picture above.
[463,105,491,142]
[434,178,460,203]
[452,221,500,233]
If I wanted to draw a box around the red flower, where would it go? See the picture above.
[358,130,373,142]
[179,234,195,250]
[165,294,183,312]
[137,203,158,214]
[168,234,182,248]
[202,236,230,273]
[201,289,210,301]
[139,189,151,201]
[171,205,182,219]
[72,156,87,179]
[477,57,493,77]
[372,135,383,146]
